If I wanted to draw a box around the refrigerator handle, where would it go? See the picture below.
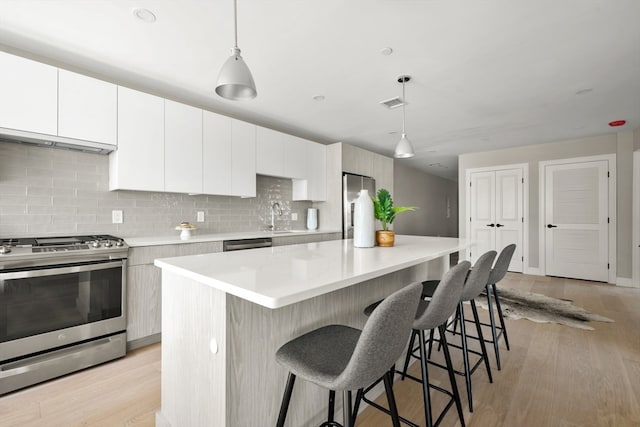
[350,203,355,227]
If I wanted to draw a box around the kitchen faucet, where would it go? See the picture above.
[270,202,283,230]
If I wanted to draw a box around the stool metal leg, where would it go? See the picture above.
[401,330,418,380]
[342,390,353,427]
[493,283,510,350]
[471,300,493,384]
[457,301,474,412]
[351,388,364,426]
[328,390,336,422]
[485,284,502,370]
[439,324,466,427]
[418,329,433,427]
[276,372,296,427]
[383,369,402,427]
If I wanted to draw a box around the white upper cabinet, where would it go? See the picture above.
[58,69,117,145]
[110,87,165,192]
[164,100,203,194]
[0,51,58,135]
[203,111,233,196]
[231,120,257,197]
[283,135,308,179]
[308,142,327,201]
[256,127,284,177]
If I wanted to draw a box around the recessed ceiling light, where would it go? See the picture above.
[380,47,393,56]
[312,95,325,101]
[575,88,593,95]
[133,8,156,23]
[608,120,626,127]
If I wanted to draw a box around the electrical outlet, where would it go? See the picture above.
[197,211,205,222]
[291,212,298,221]
[112,210,123,224]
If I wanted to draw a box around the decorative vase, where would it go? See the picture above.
[353,189,375,248]
[376,230,395,247]
[306,208,318,230]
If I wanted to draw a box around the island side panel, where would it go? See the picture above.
[157,270,227,427]
[225,261,435,427]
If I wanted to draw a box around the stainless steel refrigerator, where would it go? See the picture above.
[343,173,376,239]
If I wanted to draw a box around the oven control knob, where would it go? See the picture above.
[0,245,11,254]
[115,240,124,247]
[91,241,101,248]
[104,241,113,248]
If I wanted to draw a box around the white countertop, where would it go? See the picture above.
[125,229,341,247]
[154,235,468,309]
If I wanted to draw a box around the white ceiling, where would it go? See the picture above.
[1,0,639,180]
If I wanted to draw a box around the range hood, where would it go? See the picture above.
[0,127,116,154]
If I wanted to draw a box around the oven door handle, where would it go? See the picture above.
[0,260,124,280]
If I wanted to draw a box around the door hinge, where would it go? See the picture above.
[521,256,524,262]
[470,217,472,222]
[607,217,610,224]
[522,217,524,223]
[607,171,610,178]
[607,263,610,269]
[469,181,472,187]
[521,178,524,183]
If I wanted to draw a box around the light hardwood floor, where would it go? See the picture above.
[1,273,638,427]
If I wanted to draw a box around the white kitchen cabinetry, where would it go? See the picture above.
[0,51,58,135]
[256,127,284,177]
[58,69,117,145]
[110,87,165,192]
[283,135,308,179]
[292,142,327,201]
[165,100,203,194]
[203,111,233,195]
[231,119,257,197]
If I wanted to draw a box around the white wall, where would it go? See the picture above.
[458,131,636,278]
[393,162,458,237]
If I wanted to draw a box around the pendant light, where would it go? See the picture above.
[394,75,415,159]
[215,0,257,100]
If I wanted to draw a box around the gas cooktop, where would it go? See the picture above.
[0,234,128,261]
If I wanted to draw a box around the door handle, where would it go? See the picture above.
[486,223,495,227]
[547,224,558,228]
[496,224,504,228]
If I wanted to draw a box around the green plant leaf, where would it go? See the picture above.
[371,188,417,231]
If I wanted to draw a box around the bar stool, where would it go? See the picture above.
[414,250,497,413]
[362,261,471,427]
[482,243,516,370]
[275,282,422,427]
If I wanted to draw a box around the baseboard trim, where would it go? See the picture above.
[616,277,638,288]
[524,267,543,276]
[127,333,161,352]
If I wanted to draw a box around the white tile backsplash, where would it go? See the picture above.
[0,142,311,237]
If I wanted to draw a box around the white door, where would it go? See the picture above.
[544,160,609,282]
[469,168,524,272]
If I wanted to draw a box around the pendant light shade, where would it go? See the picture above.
[215,0,256,100]
[394,133,414,158]
[394,75,415,159]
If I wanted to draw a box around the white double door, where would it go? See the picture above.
[543,159,610,282]
[469,167,524,272]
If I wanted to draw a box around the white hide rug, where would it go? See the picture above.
[475,287,615,330]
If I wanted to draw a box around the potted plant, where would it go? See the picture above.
[372,188,416,247]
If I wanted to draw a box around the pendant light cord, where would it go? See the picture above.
[402,80,406,134]
[233,0,238,49]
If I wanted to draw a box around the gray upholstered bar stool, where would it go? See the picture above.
[482,243,516,370]
[413,250,497,413]
[361,261,471,427]
[274,282,422,427]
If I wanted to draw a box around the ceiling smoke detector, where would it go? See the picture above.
[379,96,405,109]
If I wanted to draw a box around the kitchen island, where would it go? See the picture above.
[154,235,468,427]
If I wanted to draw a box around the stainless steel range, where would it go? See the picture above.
[0,235,128,395]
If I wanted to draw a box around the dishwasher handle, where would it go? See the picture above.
[223,238,273,252]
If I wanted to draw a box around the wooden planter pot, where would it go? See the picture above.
[376,230,395,247]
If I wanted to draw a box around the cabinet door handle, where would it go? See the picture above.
[486,223,495,227]
[547,224,558,228]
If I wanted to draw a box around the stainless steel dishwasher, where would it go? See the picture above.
[222,237,272,252]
